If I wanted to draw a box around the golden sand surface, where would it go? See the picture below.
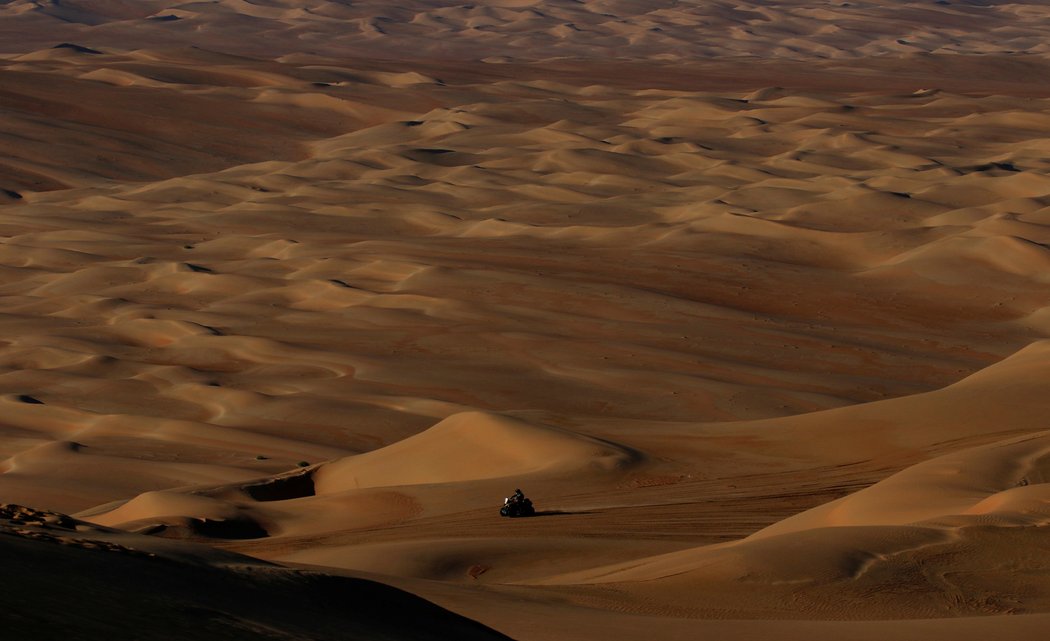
[3,1,1050,639]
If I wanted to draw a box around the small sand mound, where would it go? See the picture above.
[83,489,272,539]
[85,490,244,528]
[313,411,637,492]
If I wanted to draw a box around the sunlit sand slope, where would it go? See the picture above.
[527,345,1050,618]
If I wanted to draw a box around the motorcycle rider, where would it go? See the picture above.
[500,488,535,517]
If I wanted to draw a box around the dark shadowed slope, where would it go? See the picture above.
[0,505,511,641]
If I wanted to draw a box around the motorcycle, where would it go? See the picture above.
[500,496,535,518]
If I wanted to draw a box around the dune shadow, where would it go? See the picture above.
[242,471,315,502]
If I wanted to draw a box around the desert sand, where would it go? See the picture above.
[3,1,1050,639]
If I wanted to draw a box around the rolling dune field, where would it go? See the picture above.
[3,1,1050,639]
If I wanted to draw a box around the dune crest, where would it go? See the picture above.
[313,411,637,492]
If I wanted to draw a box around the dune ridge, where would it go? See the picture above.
[0,503,511,640]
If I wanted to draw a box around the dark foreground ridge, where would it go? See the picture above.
[0,505,512,641]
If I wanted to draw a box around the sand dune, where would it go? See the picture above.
[529,427,1050,619]
[3,3,1050,640]
[313,411,637,491]
[71,338,1050,629]
[4,0,1050,61]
